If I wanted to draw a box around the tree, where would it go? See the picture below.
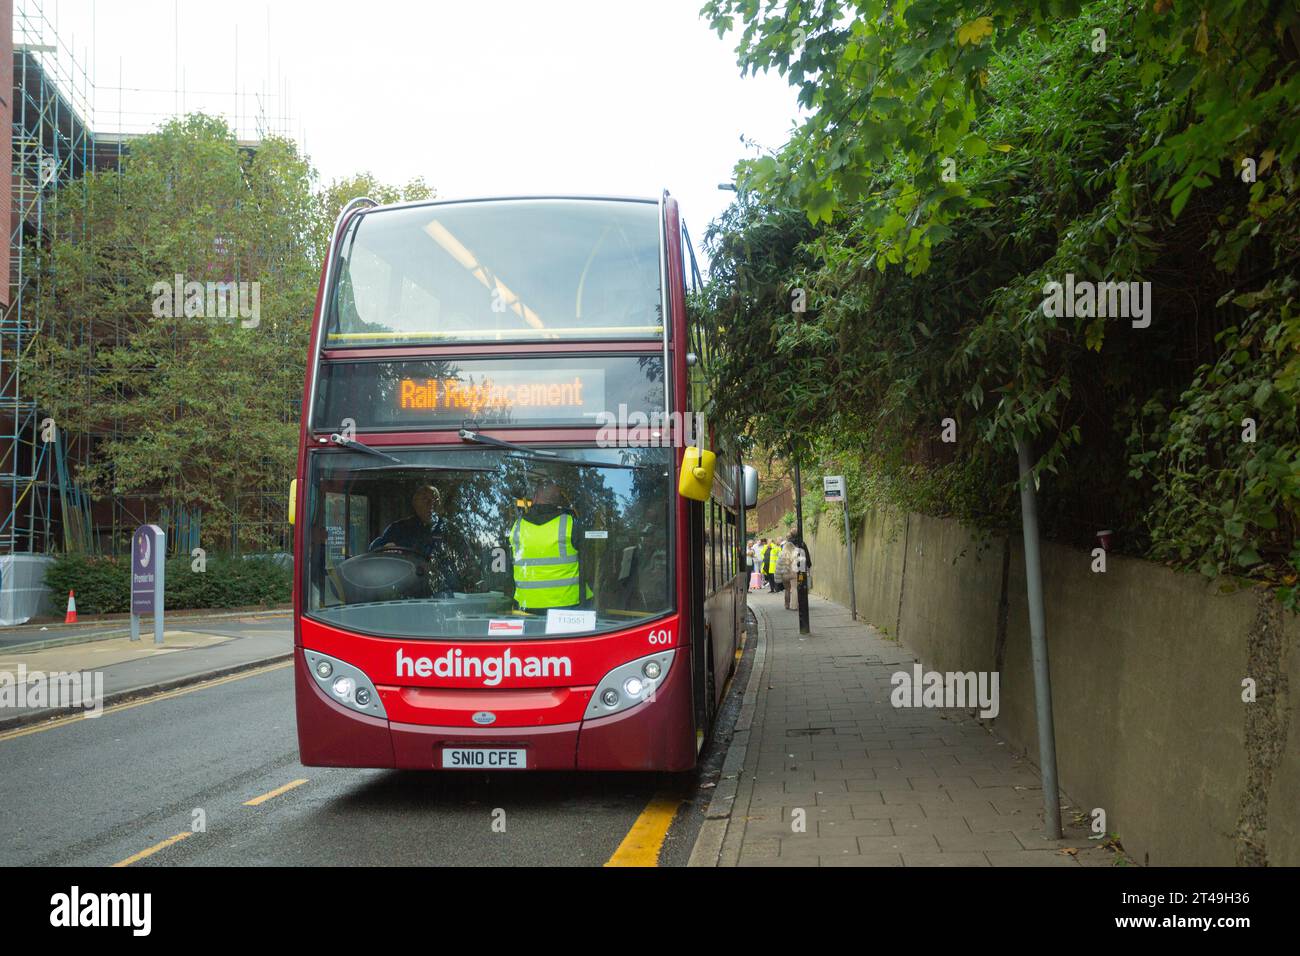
[24,114,434,553]
[317,171,434,248]
[698,0,1300,599]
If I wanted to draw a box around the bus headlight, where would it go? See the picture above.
[587,649,674,719]
[304,650,387,719]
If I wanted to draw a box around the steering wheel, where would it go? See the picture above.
[337,547,432,603]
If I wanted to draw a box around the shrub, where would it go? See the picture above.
[44,554,130,615]
[44,553,292,615]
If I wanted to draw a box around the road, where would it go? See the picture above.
[0,619,752,866]
[0,611,292,652]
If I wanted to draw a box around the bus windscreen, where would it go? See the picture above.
[327,198,662,346]
[304,445,673,640]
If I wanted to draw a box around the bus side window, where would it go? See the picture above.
[724,508,733,581]
[709,499,719,593]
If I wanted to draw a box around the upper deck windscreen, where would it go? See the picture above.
[327,198,662,346]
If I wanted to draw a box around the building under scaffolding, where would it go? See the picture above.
[0,0,291,574]
[1,0,105,556]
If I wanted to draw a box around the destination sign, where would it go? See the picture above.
[314,355,662,430]
[396,373,595,416]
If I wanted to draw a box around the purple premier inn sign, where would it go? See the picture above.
[130,524,166,644]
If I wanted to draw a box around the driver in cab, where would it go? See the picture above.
[508,479,594,612]
[369,483,458,594]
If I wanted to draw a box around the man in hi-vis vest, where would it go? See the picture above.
[764,538,783,592]
[508,480,593,612]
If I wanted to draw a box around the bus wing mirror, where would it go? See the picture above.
[742,465,759,509]
[288,478,298,526]
[678,446,716,502]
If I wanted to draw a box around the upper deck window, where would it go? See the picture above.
[327,198,662,346]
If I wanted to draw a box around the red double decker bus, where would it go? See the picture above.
[291,193,756,771]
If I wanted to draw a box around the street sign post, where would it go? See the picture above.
[793,461,809,634]
[130,524,166,644]
[823,475,856,620]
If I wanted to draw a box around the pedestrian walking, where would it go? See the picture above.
[749,538,766,591]
[789,531,812,593]
[764,537,782,592]
[778,539,799,609]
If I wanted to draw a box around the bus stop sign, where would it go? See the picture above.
[823,475,845,502]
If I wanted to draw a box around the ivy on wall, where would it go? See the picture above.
[698,0,1300,604]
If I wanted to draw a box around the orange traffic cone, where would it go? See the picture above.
[64,590,77,624]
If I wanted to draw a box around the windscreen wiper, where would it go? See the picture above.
[504,452,643,470]
[458,429,557,457]
[346,463,497,474]
[458,428,643,470]
[328,432,402,463]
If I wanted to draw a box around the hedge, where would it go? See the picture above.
[44,553,292,615]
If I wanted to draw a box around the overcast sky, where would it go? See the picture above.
[32,0,800,250]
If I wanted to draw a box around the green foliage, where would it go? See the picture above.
[44,555,132,616]
[1132,293,1300,594]
[27,115,316,552]
[699,0,1300,600]
[164,555,294,610]
[316,171,434,249]
[44,553,291,615]
[703,0,1300,270]
[22,114,432,555]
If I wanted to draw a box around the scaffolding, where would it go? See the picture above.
[1,0,102,554]
[1,0,293,557]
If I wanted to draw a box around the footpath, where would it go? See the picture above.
[0,610,292,730]
[690,589,1126,867]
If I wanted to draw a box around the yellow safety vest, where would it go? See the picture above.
[764,544,779,574]
[511,513,583,610]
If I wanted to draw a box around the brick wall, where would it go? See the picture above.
[752,484,793,536]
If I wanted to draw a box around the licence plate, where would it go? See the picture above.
[441,747,527,769]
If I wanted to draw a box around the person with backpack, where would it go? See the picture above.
[777,539,799,608]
